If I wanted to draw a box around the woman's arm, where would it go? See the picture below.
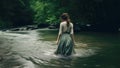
[70,23,75,45]
[56,23,62,45]
[56,34,61,45]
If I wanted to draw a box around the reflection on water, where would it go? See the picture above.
[0,29,120,68]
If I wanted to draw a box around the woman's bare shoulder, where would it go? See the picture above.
[60,22,66,25]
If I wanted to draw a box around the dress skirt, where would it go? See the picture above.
[55,33,75,56]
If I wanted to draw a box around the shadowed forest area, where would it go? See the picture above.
[0,0,120,32]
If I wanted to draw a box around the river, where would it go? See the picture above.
[0,29,120,68]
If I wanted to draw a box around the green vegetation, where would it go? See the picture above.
[0,0,120,31]
[0,0,33,28]
[30,0,97,25]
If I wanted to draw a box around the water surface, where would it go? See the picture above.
[0,29,120,68]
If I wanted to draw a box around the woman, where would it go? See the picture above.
[55,13,76,56]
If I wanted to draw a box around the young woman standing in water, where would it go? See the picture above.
[55,13,76,56]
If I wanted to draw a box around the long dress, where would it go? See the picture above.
[55,22,75,56]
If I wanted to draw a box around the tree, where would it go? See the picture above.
[0,0,33,28]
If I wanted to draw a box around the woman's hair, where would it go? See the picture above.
[61,13,70,27]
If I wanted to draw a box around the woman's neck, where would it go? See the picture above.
[61,20,66,22]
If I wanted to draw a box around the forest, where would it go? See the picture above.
[0,0,120,32]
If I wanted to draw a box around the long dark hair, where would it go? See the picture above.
[61,13,70,27]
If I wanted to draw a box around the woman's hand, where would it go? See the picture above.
[56,40,59,45]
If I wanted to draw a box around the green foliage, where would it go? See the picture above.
[30,0,67,25]
[0,0,33,27]
[0,0,119,31]
[30,1,49,23]
[30,0,98,25]
[0,19,13,28]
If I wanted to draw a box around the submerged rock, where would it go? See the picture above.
[0,57,3,61]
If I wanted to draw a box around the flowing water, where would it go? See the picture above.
[0,29,120,68]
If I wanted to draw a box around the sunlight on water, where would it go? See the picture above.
[0,30,100,68]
